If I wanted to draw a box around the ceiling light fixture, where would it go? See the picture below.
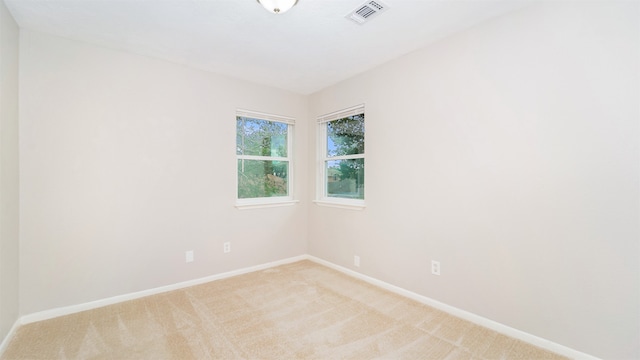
[257,0,298,14]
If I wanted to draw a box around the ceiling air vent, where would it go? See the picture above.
[346,0,389,25]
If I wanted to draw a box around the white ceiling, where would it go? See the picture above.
[3,0,531,94]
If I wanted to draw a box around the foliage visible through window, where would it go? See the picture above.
[237,116,291,200]
[323,113,364,200]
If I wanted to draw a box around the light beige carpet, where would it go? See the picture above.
[1,260,568,359]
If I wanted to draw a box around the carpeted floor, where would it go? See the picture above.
[1,260,568,359]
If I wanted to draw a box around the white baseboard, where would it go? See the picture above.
[0,318,21,357]
[307,255,599,360]
[7,254,599,360]
[20,255,307,325]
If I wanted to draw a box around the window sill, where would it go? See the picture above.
[313,200,366,211]
[235,200,299,210]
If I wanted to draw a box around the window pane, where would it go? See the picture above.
[237,159,288,199]
[236,117,288,157]
[326,159,364,199]
[327,114,364,157]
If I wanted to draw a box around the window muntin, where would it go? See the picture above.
[317,106,365,206]
[236,112,294,206]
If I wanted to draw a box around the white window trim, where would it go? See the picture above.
[316,104,366,210]
[235,109,296,209]
[312,199,365,210]
[236,199,299,210]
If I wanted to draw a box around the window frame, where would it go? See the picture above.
[235,109,296,209]
[315,104,366,210]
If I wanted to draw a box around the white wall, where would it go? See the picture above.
[19,30,309,315]
[308,2,638,359]
[11,2,640,359]
[0,0,19,342]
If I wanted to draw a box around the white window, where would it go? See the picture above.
[236,109,295,208]
[316,105,365,209]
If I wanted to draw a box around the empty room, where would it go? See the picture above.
[0,0,638,359]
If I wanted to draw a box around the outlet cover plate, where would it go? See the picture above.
[431,260,440,275]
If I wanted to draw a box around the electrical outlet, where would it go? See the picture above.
[431,260,440,275]
[354,255,360,267]
[223,242,231,254]
[185,250,194,263]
